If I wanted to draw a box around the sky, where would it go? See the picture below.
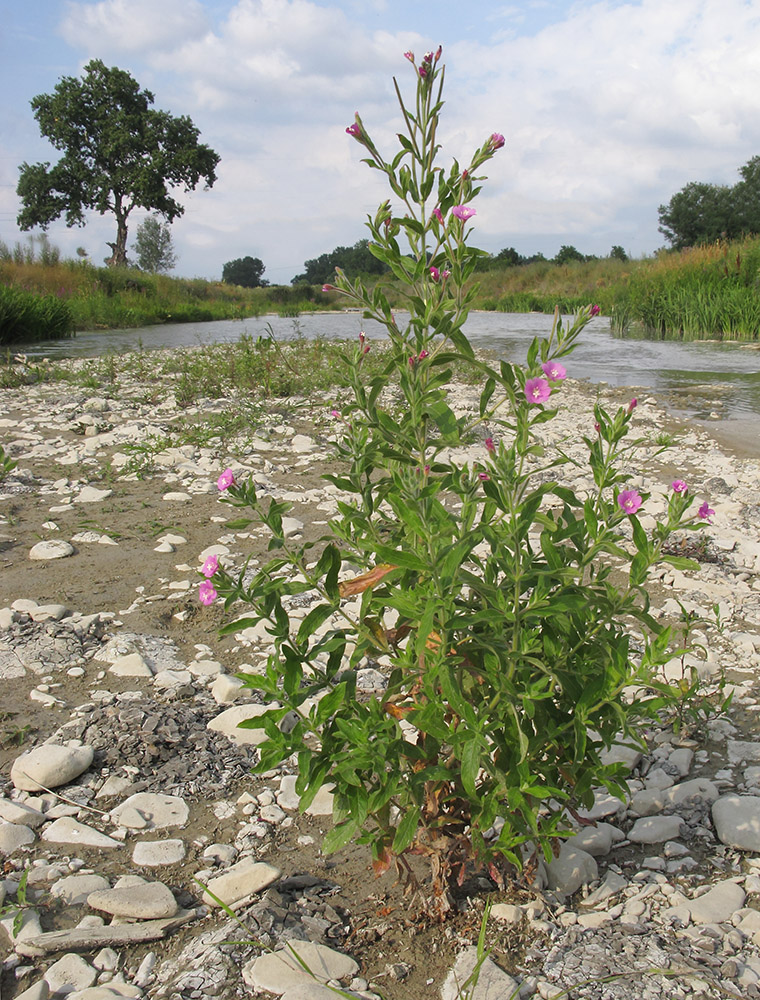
[2,0,760,283]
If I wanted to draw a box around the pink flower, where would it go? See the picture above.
[418,350,429,360]
[618,490,643,515]
[671,480,688,494]
[452,205,476,221]
[429,265,440,281]
[441,268,451,280]
[541,361,566,382]
[485,437,495,452]
[346,123,361,137]
[478,471,490,481]
[628,398,637,412]
[431,208,443,224]
[698,501,715,523]
[489,133,505,150]
[594,422,601,432]
[524,377,551,404]
[202,554,219,578]
[404,50,414,62]
[322,283,335,292]
[217,468,235,491]
[199,580,217,606]
[419,65,428,78]
[590,304,601,317]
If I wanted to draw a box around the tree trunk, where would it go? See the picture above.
[105,209,129,267]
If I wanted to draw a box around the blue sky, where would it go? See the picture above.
[2,0,760,282]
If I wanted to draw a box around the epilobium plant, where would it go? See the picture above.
[203,49,713,914]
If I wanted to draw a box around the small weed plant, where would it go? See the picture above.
[201,50,715,914]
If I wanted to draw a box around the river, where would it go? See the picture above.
[15,311,760,453]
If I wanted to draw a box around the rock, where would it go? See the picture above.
[42,818,122,849]
[88,882,178,919]
[11,744,94,791]
[281,516,304,538]
[0,798,47,827]
[0,820,36,854]
[567,822,618,857]
[132,839,186,866]
[109,652,153,677]
[688,879,746,924]
[490,903,523,924]
[207,703,272,745]
[713,793,760,850]
[600,742,642,771]
[210,674,247,703]
[29,540,75,560]
[628,815,684,844]
[666,777,719,808]
[14,982,50,1000]
[43,952,97,994]
[244,941,358,994]
[51,874,110,906]
[15,911,196,957]
[110,793,189,830]
[305,783,334,817]
[546,845,598,895]
[441,946,519,1000]
[74,486,113,503]
[579,870,628,908]
[201,859,281,907]
[30,604,69,622]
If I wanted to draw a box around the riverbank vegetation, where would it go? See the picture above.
[4,233,760,344]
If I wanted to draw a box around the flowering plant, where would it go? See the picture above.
[204,50,712,914]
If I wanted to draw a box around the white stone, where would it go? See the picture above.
[628,815,683,844]
[11,744,94,791]
[490,903,523,924]
[88,881,178,919]
[110,793,189,830]
[30,604,69,622]
[132,839,186,866]
[305,783,335,816]
[281,516,304,538]
[688,879,746,925]
[0,820,35,854]
[95,775,133,799]
[291,434,315,452]
[210,674,247,703]
[0,798,47,827]
[13,981,50,1000]
[42,818,121,848]
[207,703,272,745]
[567,822,617,857]
[713,793,760,851]
[668,747,694,776]
[277,775,301,811]
[728,740,760,765]
[162,491,192,501]
[440,946,519,1000]
[51,874,110,905]
[29,539,75,560]
[546,844,598,895]
[202,859,281,907]
[74,486,113,503]
[43,953,97,994]
[244,941,358,994]
[153,668,192,688]
[109,652,153,677]
[666,777,719,808]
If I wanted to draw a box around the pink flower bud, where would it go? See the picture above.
[346,123,361,137]
[404,50,414,62]
[485,437,495,452]
[429,265,440,282]
[489,133,505,150]
[434,45,442,62]
[322,283,335,292]
[628,398,637,412]
[418,350,429,360]
[431,208,443,225]
[590,304,601,316]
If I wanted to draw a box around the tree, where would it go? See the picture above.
[610,245,628,262]
[292,239,388,284]
[554,244,586,265]
[133,215,177,273]
[222,256,266,288]
[657,181,736,249]
[17,60,219,267]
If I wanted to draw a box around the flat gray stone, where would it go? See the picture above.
[109,652,153,677]
[74,486,113,503]
[666,777,719,808]
[13,981,50,1000]
[110,793,189,830]
[567,822,617,857]
[713,793,760,850]
[207,703,271,745]
[441,946,519,1000]
[43,953,97,994]
[245,941,358,993]
[546,845,598,895]
[132,839,186,866]
[202,859,281,907]
[688,879,746,924]
[0,820,36,854]
[29,540,75,560]
[51,874,110,906]
[628,815,683,844]
[41,818,121,849]
[88,882,178,919]
[11,744,94,791]
[0,800,45,833]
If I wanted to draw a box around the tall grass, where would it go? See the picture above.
[0,251,333,335]
[0,285,74,344]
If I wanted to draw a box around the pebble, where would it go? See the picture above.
[244,941,358,994]
[28,540,75,560]
[11,743,94,791]
[41,818,122,849]
[201,859,281,907]
[87,881,178,919]
[0,820,36,854]
[627,815,684,843]
[546,845,598,895]
[688,879,746,924]
[440,946,519,1000]
[713,792,760,850]
[132,839,186,866]
[109,793,189,830]
[43,953,97,994]
[51,874,110,905]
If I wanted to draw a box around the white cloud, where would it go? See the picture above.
[60,0,209,54]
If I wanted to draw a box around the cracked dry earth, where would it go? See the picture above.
[1,351,760,1000]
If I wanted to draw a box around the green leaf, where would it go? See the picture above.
[296,603,336,643]
[392,805,421,853]
[322,817,361,854]
[428,398,459,441]
[662,554,701,572]
[461,738,481,798]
